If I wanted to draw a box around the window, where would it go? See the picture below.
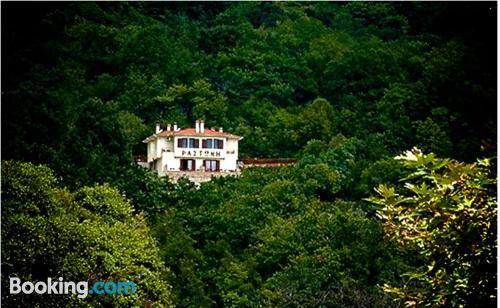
[204,160,220,172]
[202,138,223,149]
[180,159,196,171]
[214,139,224,149]
[188,138,199,148]
[178,138,199,148]
[202,139,213,149]
[177,138,187,148]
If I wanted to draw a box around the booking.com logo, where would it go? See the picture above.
[10,277,137,299]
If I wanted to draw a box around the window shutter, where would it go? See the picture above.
[194,139,199,148]
[202,139,207,148]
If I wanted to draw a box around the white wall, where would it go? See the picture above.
[221,138,239,171]
[148,141,155,162]
[156,138,167,158]
[161,150,176,172]
[149,136,240,173]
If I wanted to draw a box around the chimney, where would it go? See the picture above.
[155,121,161,134]
[167,123,171,131]
[219,127,223,133]
[195,120,200,133]
[200,120,205,133]
[173,123,178,131]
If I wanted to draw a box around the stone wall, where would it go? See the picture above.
[164,170,241,185]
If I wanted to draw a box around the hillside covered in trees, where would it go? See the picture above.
[2,2,496,307]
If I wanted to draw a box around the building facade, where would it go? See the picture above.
[143,120,242,183]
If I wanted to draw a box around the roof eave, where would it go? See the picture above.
[143,132,243,141]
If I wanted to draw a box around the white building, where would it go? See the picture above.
[143,120,243,183]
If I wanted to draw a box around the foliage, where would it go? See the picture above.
[1,2,497,308]
[3,2,496,168]
[367,149,496,307]
[148,164,415,307]
[1,161,172,307]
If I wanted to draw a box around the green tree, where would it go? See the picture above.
[413,117,453,157]
[256,201,401,307]
[155,79,229,128]
[368,149,496,307]
[1,161,172,307]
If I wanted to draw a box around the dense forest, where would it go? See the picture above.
[2,2,496,307]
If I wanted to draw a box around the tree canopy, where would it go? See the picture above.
[2,2,496,307]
